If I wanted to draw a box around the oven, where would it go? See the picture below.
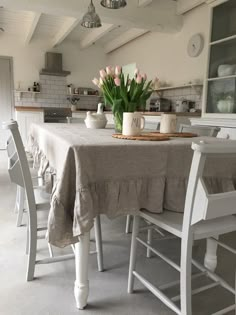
[44,108,72,123]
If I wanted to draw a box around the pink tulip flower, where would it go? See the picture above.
[92,78,99,86]
[99,69,107,79]
[106,66,114,76]
[136,74,142,84]
[134,68,139,76]
[115,65,121,76]
[99,77,103,86]
[142,73,147,80]
[114,77,121,86]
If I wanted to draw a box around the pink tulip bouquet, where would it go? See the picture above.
[92,66,153,132]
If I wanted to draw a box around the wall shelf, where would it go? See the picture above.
[14,90,40,100]
[155,83,203,92]
[67,94,102,97]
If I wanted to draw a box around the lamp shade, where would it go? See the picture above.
[81,0,102,28]
[101,0,127,9]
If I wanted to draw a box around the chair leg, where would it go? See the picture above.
[48,244,54,257]
[94,215,104,272]
[16,186,25,227]
[128,215,140,294]
[26,211,37,281]
[146,225,153,258]
[26,226,29,255]
[126,215,132,234]
[180,234,193,315]
[14,185,20,213]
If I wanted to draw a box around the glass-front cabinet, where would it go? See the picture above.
[204,0,236,116]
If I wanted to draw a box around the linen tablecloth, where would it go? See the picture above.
[29,123,236,247]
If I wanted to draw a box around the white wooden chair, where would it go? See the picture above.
[179,124,220,137]
[128,141,236,314]
[128,123,222,258]
[3,120,104,281]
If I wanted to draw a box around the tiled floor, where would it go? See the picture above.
[0,150,235,315]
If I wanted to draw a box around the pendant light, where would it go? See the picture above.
[101,0,127,9]
[81,0,102,28]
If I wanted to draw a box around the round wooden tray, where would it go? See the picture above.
[147,132,198,138]
[112,133,170,141]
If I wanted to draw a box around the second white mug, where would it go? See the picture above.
[122,112,145,136]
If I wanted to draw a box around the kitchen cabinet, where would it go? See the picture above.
[16,110,44,146]
[176,0,206,14]
[203,0,236,117]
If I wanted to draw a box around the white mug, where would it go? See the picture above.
[160,114,177,134]
[122,112,145,136]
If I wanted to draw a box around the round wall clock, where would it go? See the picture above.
[187,34,204,57]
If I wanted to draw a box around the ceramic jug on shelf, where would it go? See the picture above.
[160,114,177,134]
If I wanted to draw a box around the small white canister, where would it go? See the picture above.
[160,114,177,134]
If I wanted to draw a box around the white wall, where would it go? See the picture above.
[107,4,210,86]
[0,36,106,90]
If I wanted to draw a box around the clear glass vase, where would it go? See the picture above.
[113,111,123,133]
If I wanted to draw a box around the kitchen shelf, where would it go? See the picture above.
[67,94,101,97]
[14,90,41,100]
[155,83,203,91]
[207,74,236,82]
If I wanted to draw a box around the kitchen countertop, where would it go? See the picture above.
[73,110,201,117]
[15,106,45,112]
[15,106,201,116]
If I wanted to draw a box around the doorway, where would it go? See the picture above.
[0,56,14,149]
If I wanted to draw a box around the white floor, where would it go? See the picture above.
[0,150,236,315]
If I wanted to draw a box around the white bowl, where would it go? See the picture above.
[218,64,236,77]
[84,118,107,129]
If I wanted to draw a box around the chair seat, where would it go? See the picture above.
[140,210,236,240]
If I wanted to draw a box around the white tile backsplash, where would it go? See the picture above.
[15,74,101,109]
[161,85,203,110]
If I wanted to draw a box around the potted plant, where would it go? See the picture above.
[92,66,154,132]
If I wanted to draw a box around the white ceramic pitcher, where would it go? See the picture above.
[160,114,177,134]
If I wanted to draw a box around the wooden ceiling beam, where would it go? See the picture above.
[25,12,41,45]
[80,24,115,49]
[104,28,149,54]
[52,17,80,47]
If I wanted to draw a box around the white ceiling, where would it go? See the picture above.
[0,1,183,53]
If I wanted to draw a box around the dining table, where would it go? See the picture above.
[28,122,236,310]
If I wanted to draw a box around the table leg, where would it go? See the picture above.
[94,215,104,272]
[74,231,90,309]
[204,237,218,272]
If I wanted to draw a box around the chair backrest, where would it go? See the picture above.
[6,136,16,158]
[179,124,220,137]
[2,120,37,213]
[182,140,236,233]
